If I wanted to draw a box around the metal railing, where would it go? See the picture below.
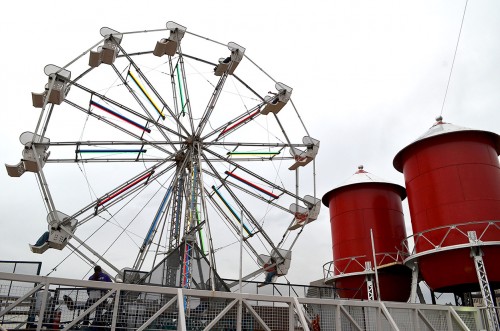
[223,278,336,299]
[323,251,405,282]
[401,220,500,263]
[0,271,493,330]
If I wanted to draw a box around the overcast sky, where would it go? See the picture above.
[1,0,499,293]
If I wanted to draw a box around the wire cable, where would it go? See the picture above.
[440,0,469,116]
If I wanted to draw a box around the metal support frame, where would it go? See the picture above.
[468,231,500,331]
[36,282,50,331]
[0,271,490,331]
[365,261,375,301]
[409,262,420,303]
[293,297,310,331]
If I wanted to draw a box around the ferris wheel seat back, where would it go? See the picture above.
[288,136,320,170]
[153,21,186,57]
[153,39,178,57]
[31,65,71,108]
[5,132,50,177]
[214,42,245,76]
[259,249,292,276]
[304,195,321,220]
[30,213,77,254]
[288,195,321,230]
[88,28,123,67]
[260,82,293,115]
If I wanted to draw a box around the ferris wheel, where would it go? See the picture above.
[6,22,320,291]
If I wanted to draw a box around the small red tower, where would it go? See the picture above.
[322,166,411,301]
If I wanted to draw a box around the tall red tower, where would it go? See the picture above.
[322,166,411,301]
[394,118,500,293]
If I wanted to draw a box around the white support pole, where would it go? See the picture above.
[295,168,299,208]
[335,305,342,331]
[370,229,381,301]
[36,282,49,331]
[237,210,244,331]
[237,297,243,331]
[239,210,243,294]
[33,147,57,215]
[33,75,56,140]
[177,288,186,331]
[110,289,121,330]
[289,302,295,331]
[313,158,317,198]
[409,262,420,303]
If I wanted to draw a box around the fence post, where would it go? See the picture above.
[36,280,50,331]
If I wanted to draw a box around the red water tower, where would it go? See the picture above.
[393,117,500,293]
[322,166,412,301]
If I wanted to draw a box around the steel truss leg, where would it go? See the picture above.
[468,231,500,331]
[365,261,375,301]
[409,262,419,303]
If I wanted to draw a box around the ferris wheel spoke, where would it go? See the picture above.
[135,149,193,270]
[77,163,176,227]
[200,103,264,142]
[204,186,263,262]
[72,156,178,226]
[272,112,297,158]
[201,152,281,258]
[231,73,266,102]
[207,142,299,148]
[133,176,175,270]
[71,82,187,141]
[172,53,196,133]
[37,103,55,142]
[202,169,290,214]
[193,145,217,283]
[64,99,175,156]
[195,72,231,138]
[203,147,307,204]
[109,64,175,147]
[116,43,191,137]
[70,66,94,85]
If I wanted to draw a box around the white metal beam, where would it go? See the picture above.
[176,288,186,331]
